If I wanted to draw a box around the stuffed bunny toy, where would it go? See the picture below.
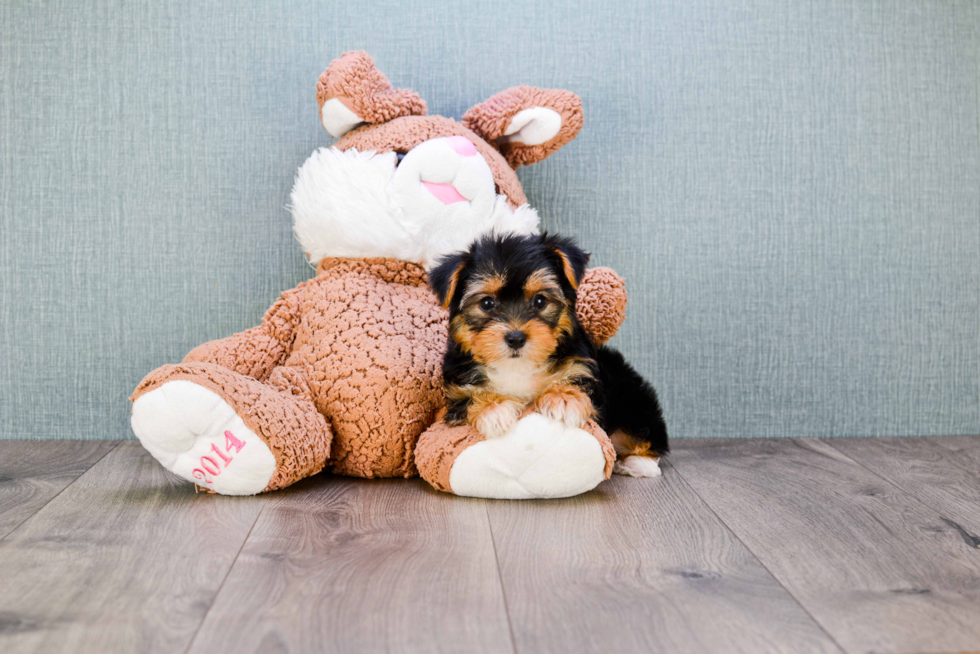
[131,52,628,499]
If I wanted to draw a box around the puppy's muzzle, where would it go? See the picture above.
[504,330,527,350]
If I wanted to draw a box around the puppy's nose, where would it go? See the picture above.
[504,331,527,349]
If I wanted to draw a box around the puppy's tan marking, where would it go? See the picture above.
[609,430,655,458]
[461,272,505,305]
[610,429,661,477]
[523,269,560,299]
[439,260,468,309]
[449,315,475,355]
[554,306,575,340]
[548,357,594,384]
[521,319,560,365]
[469,322,516,364]
[553,248,581,290]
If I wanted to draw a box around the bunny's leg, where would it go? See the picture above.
[131,363,331,495]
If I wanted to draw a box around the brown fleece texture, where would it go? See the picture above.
[183,281,308,380]
[294,258,447,478]
[583,419,618,480]
[413,408,480,494]
[317,51,426,123]
[336,115,528,208]
[576,267,628,347]
[462,86,584,168]
[414,407,616,494]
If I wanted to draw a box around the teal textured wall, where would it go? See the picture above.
[1,0,977,439]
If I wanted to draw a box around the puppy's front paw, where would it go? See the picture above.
[534,387,594,428]
[472,400,522,439]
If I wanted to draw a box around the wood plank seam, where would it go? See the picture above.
[818,438,978,522]
[181,502,269,654]
[0,442,274,653]
[818,438,980,546]
[0,440,123,543]
[664,457,850,654]
[182,478,515,653]
[485,502,520,654]
[669,438,980,653]
[486,461,846,653]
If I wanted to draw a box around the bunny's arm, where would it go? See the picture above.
[181,282,307,382]
[576,267,628,346]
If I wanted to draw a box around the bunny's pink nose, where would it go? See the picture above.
[447,135,477,156]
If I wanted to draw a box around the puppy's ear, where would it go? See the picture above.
[428,251,470,309]
[542,234,589,292]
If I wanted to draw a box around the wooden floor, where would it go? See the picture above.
[1,438,979,654]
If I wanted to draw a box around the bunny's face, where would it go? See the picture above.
[290,52,583,268]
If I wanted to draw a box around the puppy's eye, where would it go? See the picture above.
[532,294,548,310]
[479,297,496,312]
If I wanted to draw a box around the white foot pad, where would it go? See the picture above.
[448,413,607,499]
[131,380,276,495]
[613,455,662,478]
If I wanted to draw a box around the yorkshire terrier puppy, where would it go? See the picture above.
[429,233,668,477]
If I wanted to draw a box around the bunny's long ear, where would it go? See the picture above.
[316,51,427,138]
[462,86,583,168]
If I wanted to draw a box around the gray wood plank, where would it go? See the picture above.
[929,435,980,468]
[486,466,843,654]
[827,437,980,536]
[0,440,119,540]
[186,477,514,654]
[671,438,980,654]
[0,442,268,654]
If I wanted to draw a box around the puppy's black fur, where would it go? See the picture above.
[594,346,669,455]
[430,232,668,456]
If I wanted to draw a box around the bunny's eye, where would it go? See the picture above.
[479,297,496,312]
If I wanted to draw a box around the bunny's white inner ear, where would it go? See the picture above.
[321,98,364,138]
[498,107,562,146]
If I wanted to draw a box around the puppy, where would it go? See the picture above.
[429,233,668,477]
